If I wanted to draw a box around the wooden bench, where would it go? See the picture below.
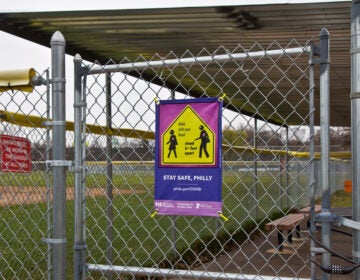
[265,204,321,250]
[300,204,322,214]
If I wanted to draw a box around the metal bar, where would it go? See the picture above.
[339,217,360,231]
[80,64,88,280]
[86,264,310,280]
[87,47,310,75]
[45,68,52,280]
[50,30,67,280]
[254,118,258,220]
[319,28,331,280]
[105,72,114,280]
[309,42,317,280]
[73,53,85,280]
[285,126,289,209]
[351,2,360,279]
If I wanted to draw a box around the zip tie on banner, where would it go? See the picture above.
[218,93,226,102]
[218,212,229,222]
[150,209,159,218]
[154,97,160,105]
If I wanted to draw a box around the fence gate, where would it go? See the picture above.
[0,29,353,280]
[71,33,327,280]
[0,30,341,280]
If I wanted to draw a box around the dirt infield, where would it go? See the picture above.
[0,186,143,206]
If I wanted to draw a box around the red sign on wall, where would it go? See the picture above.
[0,135,31,173]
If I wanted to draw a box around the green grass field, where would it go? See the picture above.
[0,170,347,279]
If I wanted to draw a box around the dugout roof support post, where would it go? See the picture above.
[319,27,331,280]
[105,72,114,278]
[309,41,317,280]
[351,1,360,279]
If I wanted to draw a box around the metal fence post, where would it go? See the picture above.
[319,28,331,280]
[105,72,114,280]
[74,54,86,280]
[351,1,360,279]
[50,31,67,280]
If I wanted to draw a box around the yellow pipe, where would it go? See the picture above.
[0,111,350,160]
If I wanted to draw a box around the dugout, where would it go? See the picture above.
[0,1,358,280]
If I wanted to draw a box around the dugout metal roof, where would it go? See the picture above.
[0,1,352,126]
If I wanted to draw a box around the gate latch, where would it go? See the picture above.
[46,160,83,173]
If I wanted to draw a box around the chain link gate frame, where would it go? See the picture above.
[0,28,357,280]
[0,28,351,280]
[71,32,331,280]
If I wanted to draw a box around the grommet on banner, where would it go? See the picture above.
[154,97,160,105]
[218,93,226,102]
[218,212,229,221]
[150,209,159,218]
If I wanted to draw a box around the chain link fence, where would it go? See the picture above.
[0,69,52,279]
[0,33,351,279]
[73,37,348,279]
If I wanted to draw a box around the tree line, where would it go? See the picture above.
[30,126,351,163]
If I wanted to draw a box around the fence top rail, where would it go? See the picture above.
[86,46,311,75]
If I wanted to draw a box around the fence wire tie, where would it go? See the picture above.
[158,70,165,80]
[150,209,159,218]
[218,93,226,102]
[153,97,160,105]
[218,212,229,222]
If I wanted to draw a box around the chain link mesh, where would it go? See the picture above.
[78,40,348,279]
[0,70,52,279]
[0,40,351,279]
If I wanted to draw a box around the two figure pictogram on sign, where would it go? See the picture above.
[166,124,210,159]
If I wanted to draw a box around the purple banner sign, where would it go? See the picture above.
[154,97,222,217]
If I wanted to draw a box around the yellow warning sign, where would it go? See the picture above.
[162,105,215,165]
